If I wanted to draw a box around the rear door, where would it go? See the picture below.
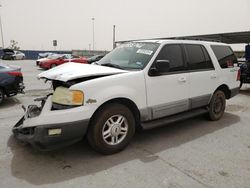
[184,44,218,109]
[145,44,190,120]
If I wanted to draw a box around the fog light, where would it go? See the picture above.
[48,128,62,136]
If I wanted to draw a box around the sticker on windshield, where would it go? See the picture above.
[136,49,153,55]
[135,62,143,66]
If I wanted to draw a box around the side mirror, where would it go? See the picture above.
[149,60,170,76]
[155,60,170,72]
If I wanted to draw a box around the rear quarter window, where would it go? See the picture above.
[211,45,237,68]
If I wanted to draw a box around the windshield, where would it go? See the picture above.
[98,42,160,70]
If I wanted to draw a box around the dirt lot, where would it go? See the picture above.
[0,60,250,188]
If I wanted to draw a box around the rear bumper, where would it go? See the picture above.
[5,81,25,97]
[13,117,89,151]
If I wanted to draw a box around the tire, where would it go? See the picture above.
[50,64,57,69]
[208,90,226,121]
[0,88,5,105]
[87,103,135,155]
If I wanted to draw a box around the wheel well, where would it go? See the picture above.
[90,98,142,130]
[215,84,230,99]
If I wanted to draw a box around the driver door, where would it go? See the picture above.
[145,44,190,120]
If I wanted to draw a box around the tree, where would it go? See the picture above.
[8,40,20,50]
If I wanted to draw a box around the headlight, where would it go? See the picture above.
[52,87,84,106]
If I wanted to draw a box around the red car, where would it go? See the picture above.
[38,54,88,69]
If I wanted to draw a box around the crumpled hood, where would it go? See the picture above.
[37,62,128,82]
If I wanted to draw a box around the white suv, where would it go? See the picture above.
[13,39,240,154]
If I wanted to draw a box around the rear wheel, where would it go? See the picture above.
[208,90,226,121]
[87,103,135,155]
[0,88,5,105]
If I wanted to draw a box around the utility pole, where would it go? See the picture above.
[113,25,116,49]
[91,17,95,51]
[0,4,4,48]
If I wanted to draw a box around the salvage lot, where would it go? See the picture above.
[0,60,250,188]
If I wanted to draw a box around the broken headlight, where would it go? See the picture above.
[52,86,84,106]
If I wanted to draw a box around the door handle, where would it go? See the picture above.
[178,77,186,82]
[210,73,217,79]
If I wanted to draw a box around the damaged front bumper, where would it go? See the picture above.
[12,96,90,151]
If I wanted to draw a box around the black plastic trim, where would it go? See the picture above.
[141,108,208,130]
[13,119,89,151]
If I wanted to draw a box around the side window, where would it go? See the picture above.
[185,44,213,70]
[156,44,185,72]
[201,46,214,69]
[211,45,237,68]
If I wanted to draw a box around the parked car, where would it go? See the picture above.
[36,53,61,66]
[2,49,25,60]
[13,39,240,154]
[239,61,250,88]
[87,54,105,64]
[38,54,88,69]
[0,63,25,104]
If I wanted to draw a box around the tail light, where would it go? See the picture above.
[236,69,241,81]
[8,71,23,77]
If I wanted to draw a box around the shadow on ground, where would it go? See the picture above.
[0,97,21,109]
[8,112,239,185]
[239,88,250,96]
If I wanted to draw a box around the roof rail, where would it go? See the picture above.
[170,37,221,42]
[115,37,222,44]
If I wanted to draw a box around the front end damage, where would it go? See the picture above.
[12,63,127,151]
[12,93,89,151]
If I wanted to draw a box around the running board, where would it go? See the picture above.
[141,108,208,130]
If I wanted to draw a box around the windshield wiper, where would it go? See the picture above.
[101,63,123,69]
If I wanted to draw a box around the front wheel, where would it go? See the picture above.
[87,103,135,155]
[208,90,226,121]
